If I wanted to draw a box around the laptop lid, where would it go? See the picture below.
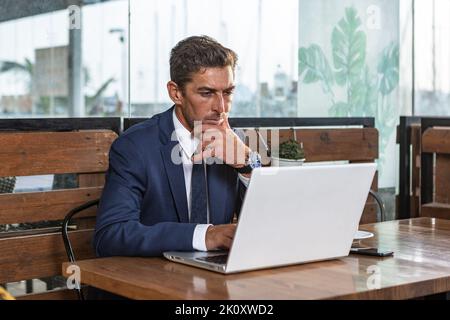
[225,163,376,273]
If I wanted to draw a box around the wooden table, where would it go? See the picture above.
[62,218,450,299]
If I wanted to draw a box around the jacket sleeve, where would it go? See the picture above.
[93,136,197,257]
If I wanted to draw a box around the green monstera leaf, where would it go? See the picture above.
[332,7,366,86]
[349,66,378,117]
[378,42,399,96]
[348,77,367,116]
[361,66,378,116]
[299,44,334,93]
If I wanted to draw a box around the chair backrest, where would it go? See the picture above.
[242,127,379,224]
[421,126,450,219]
[397,117,450,220]
[0,129,118,299]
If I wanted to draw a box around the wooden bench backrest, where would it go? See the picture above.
[243,127,379,224]
[0,129,118,298]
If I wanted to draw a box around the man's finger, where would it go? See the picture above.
[221,237,233,249]
[201,124,224,133]
[224,229,236,239]
[223,225,237,238]
[192,148,214,163]
[222,113,231,129]
[191,123,220,138]
[201,139,215,151]
[202,119,225,126]
[200,128,223,147]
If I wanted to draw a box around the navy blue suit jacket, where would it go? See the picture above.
[94,106,246,257]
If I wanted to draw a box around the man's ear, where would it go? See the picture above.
[167,81,183,105]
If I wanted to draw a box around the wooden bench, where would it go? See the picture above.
[0,126,118,299]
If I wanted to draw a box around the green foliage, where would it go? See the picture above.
[298,6,400,173]
[0,59,33,75]
[360,66,378,116]
[279,139,305,160]
[299,44,334,93]
[378,42,399,96]
[332,7,366,86]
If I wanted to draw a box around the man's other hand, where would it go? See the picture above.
[205,224,237,251]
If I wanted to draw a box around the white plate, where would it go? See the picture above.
[354,230,374,240]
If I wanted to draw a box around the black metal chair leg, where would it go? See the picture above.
[61,199,100,301]
[369,190,386,222]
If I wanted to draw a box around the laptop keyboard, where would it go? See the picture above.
[196,254,228,265]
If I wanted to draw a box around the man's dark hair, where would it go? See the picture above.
[170,35,238,91]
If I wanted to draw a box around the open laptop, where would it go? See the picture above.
[164,163,377,274]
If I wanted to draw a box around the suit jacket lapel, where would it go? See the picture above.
[159,106,189,223]
[161,143,189,223]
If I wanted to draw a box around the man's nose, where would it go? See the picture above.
[213,93,226,113]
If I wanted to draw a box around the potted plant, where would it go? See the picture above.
[271,139,306,167]
[0,176,16,194]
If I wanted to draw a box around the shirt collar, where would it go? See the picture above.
[172,108,199,158]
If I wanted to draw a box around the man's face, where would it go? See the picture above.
[172,66,235,130]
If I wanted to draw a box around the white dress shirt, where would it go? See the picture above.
[172,110,249,251]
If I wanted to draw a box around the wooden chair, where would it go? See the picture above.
[0,129,118,299]
[397,117,450,219]
[421,126,450,219]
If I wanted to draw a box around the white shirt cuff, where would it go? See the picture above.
[193,224,212,251]
[238,173,250,188]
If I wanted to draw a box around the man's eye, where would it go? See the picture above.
[200,92,213,97]
[224,91,234,96]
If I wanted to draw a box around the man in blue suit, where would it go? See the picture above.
[94,36,262,257]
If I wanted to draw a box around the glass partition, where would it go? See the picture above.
[129,0,298,118]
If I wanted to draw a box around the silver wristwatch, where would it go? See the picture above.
[237,151,262,174]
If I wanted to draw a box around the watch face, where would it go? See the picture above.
[249,151,262,168]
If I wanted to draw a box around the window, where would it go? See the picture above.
[414,0,450,116]
[129,0,298,117]
[0,9,68,116]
